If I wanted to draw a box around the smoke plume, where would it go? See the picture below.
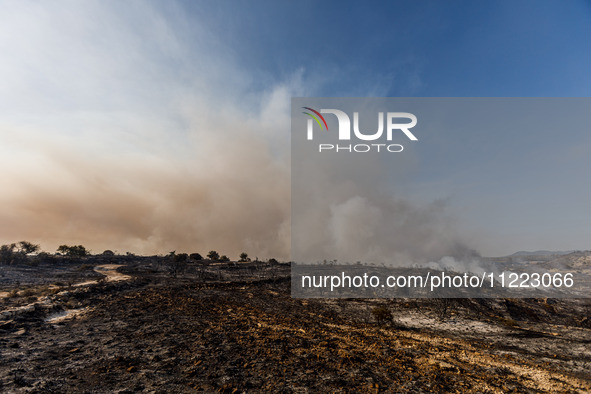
[0,2,481,266]
[0,1,293,259]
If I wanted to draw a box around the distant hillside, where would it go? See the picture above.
[546,250,591,269]
[510,250,575,257]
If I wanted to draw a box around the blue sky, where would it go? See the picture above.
[0,0,590,257]
[193,0,591,97]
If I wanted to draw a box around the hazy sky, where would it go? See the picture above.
[1,0,591,258]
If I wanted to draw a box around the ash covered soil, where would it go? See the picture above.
[1,258,591,393]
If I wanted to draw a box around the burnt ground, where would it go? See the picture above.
[1,259,591,393]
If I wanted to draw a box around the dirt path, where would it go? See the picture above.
[45,265,131,323]
[2,264,132,322]
[74,264,131,287]
[94,264,131,282]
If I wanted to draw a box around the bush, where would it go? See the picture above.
[189,253,203,261]
[207,251,220,261]
[35,252,53,263]
[174,253,188,262]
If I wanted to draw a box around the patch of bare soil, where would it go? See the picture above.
[0,260,590,393]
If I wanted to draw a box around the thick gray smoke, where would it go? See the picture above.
[290,100,482,268]
[0,3,482,266]
[0,2,294,259]
[292,184,480,267]
[0,90,293,258]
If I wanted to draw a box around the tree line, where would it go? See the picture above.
[0,240,262,266]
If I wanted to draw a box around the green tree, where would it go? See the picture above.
[0,243,16,265]
[219,255,230,262]
[207,250,219,261]
[57,245,89,258]
[0,242,34,265]
[239,252,249,262]
[18,241,40,255]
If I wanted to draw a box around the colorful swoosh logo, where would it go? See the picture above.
[302,107,328,131]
